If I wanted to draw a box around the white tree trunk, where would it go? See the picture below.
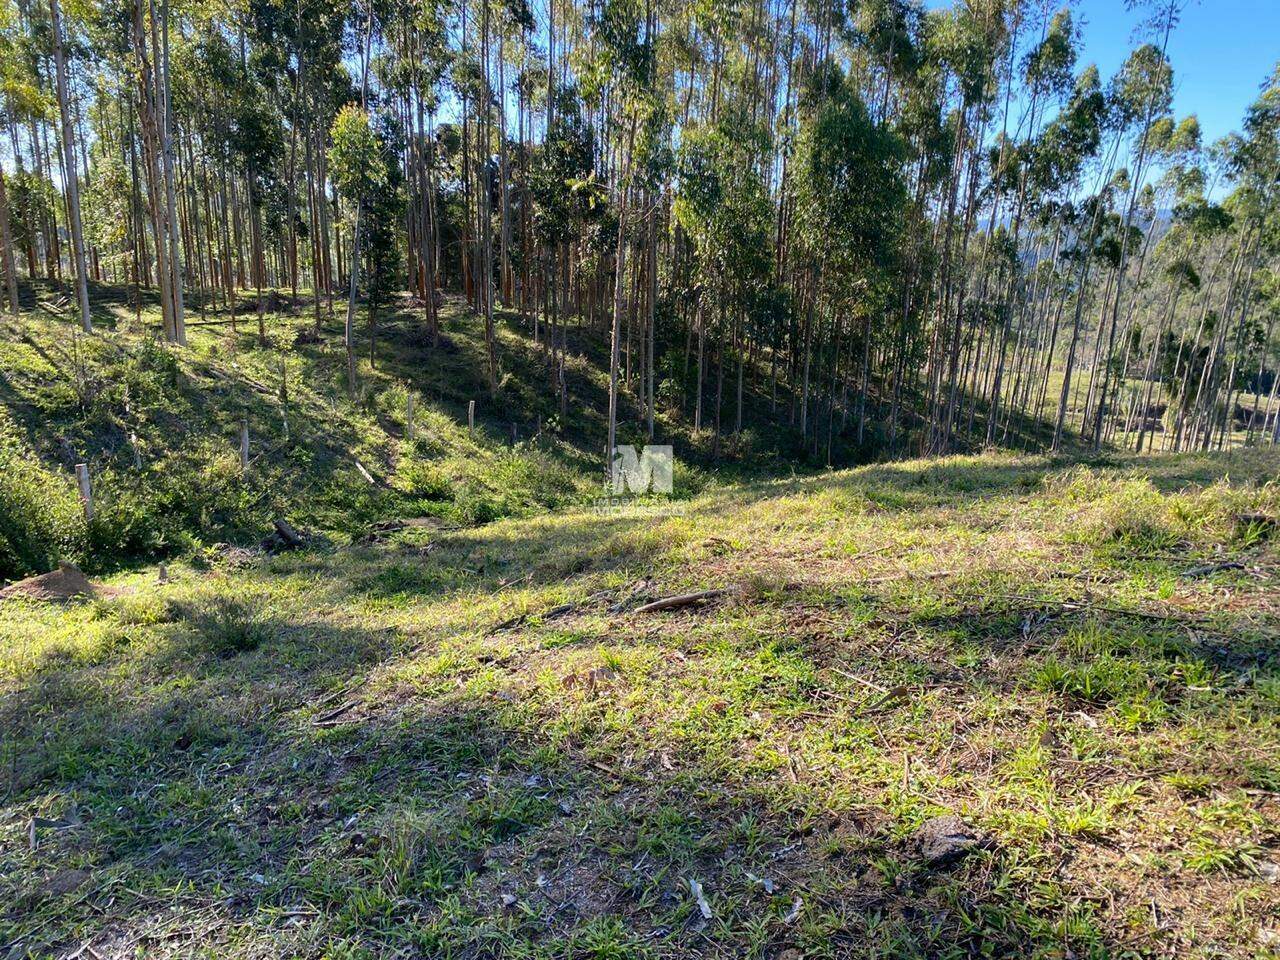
[49,0,92,332]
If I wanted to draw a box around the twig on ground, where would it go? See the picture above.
[313,701,358,727]
[633,586,737,614]
[828,667,890,695]
[1180,561,1245,578]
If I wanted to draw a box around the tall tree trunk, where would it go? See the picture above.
[0,167,19,318]
[49,0,92,332]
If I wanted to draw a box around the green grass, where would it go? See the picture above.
[0,284,619,579]
[1,445,1278,958]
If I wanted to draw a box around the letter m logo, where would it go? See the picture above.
[610,445,673,495]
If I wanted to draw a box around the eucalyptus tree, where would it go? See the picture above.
[1087,34,1175,447]
[0,9,23,315]
[329,102,393,390]
[47,0,91,330]
[673,111,772,446]
[790,65,906,455]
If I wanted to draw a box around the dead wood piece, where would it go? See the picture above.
[829,667,890,695]
[261,518,306,553]
[274,518,305,547]
[633,586,737,614]
[861,569,960,585]
[493,612,528,632]
[313,700,358,727]
[1181,561,1245,579]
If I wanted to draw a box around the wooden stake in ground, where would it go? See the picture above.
[468,400,475,433]
[279,361,289,440]
[75,463,93,522]
[239,420,250,473]
[406,393,415,441]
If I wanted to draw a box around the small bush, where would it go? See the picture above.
[182,595,275,657]
[400,461,454,501]
[0,427,82,579]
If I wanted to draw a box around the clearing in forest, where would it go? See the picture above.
[2,449,1278,958]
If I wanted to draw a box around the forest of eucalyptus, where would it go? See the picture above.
[1,0,1278,464]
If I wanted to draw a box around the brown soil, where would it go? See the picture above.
[0,562,99,602]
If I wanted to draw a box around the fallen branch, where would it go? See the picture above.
[313,701,357,727]
[828,666,890,695]
[827,668,909,712]
[633,586,737,614]
[860,569,960,585]
[1180,561,1245,579]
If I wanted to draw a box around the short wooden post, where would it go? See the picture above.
[468,400,475,433]
[280,362,290,441]
[406,393,416,441]
[75,463,93,522]
[511,422,518,445]
[239,419,250,473]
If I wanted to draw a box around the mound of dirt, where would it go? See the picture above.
[0,562,99,602]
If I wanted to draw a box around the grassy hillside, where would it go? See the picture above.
[0,280,1096,583]
[2,448,1278,958]
[0,286,639,580]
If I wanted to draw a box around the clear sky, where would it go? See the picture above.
[1070,0,1279,146]
[923,0,1280,146]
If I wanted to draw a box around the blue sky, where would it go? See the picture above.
[923,1,1280,146]
[1070,0,1279,146]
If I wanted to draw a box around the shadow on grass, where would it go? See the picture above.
[0,606,1153,959]
[2,438,1276,957]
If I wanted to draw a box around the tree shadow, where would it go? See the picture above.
[2,424,1275,957]
[0,593,1169,959]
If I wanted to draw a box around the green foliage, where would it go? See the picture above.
[329,104,404,310]
[791,69,908,340]
[531,92,597,247]
[4,170,56,258]
[180,594,276,657]
[81,152,132,271]
[673,114,773,307]
[1032,654,1153,704]
[0,423,80,579]
[398,443,589,525]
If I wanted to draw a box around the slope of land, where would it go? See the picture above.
[2,448,1278,958]
[2,282,883,582]
[0,287,624,581]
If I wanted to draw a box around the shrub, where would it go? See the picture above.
[0,427,82,580]
[181,595,275,657]
[400,460,455,501]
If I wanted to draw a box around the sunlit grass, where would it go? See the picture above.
[1,442,1278,957]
